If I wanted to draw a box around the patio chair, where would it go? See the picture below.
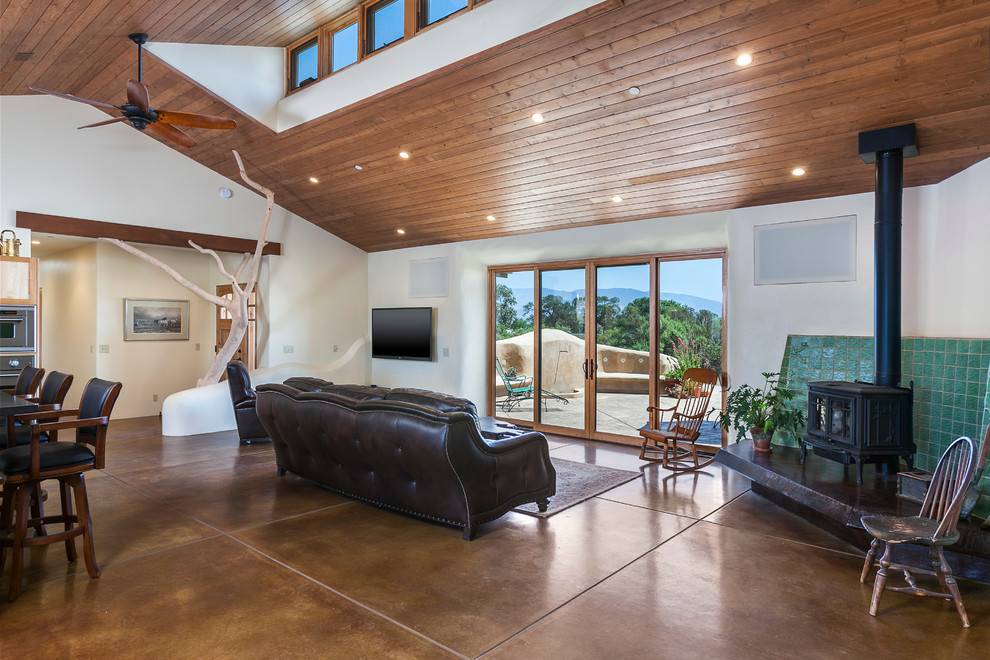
[859,435,977,627]
[638,368,719,471]
[494,359,569,413]
[495,358,535,412]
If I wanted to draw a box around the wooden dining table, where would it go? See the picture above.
[0,390,39,418]
[1,390,40,482]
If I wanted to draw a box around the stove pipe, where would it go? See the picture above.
[858,124,918,388]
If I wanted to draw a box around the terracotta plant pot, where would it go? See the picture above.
[751,427,772,453]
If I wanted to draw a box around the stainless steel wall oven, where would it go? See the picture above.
[0,305,36,353]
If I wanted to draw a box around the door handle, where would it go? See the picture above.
[582,360,589,379]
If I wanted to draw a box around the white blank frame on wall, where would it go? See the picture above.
[409,257,448,298]
[754,215,857,285]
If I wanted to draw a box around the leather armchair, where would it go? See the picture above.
[225,360,270,445]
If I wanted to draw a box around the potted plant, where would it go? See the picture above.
[719,372,806,453]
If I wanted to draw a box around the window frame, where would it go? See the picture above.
[363,0,409,56]
[323,13,362,75]
[418,0,471,31]
[286,32,321,92]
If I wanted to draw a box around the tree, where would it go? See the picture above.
[495,283,518,339]
[103,150,272,386]
[540,294,582,334]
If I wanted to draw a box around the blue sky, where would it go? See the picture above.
[498,258,723,303]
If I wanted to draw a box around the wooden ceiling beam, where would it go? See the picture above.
[15,212,282,256]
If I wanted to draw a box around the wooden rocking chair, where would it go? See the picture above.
[639,367,719,471]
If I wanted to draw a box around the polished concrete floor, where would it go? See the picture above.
[2,416,989,658]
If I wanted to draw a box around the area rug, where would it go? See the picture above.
[513,457,641,518]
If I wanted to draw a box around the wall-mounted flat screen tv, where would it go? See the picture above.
[371,307,434,361]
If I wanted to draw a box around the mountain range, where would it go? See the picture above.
[506,288,721,316]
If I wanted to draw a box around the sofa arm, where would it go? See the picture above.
[482,431,550,454]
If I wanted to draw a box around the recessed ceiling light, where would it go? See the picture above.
[397,228,406,234]
[486,215,496,221]
[31,240,41,245]
[308,177,319,183]
[399,151,410,159]
[218,187,232,198]
[531,112,544,123]
[354,165,363,170]
[628,86,640,95]
[792,167,806,176]
[611,195,623,203]
[736,53,753,66]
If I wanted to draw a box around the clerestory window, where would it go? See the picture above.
[423,0,469,27]
[367,0,405,53]
[289,37,319,90]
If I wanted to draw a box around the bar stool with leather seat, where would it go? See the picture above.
[3,370,74,540]
[0,378,122,601]
[0,365,44,397]
[4,370,74,446]
[859,435,977,627]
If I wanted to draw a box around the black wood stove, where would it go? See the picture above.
[801,381,915,484]
[800,124,919,484]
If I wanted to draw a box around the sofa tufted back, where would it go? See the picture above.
[383,387,478,418]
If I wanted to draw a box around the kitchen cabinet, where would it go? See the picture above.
[0,256,39,305]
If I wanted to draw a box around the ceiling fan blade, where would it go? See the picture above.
[156,110,237,130]
[150,121,197,148]
[77,116,128,130]
[126,79,151,112]
[28,86,118,110]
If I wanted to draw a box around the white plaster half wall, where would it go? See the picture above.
[161,338,367,435]
[279,0,602,131]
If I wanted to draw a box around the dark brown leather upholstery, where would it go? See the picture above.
[384,388,479,418]
[255,383,555,540]
[225,360,269,445]
[282,377,333,392]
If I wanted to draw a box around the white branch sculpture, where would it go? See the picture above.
[103,150,273,386]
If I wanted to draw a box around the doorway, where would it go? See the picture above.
[216,284,257,371]
[489,250,726,446]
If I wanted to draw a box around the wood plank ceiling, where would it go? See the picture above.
[3,0,989,253]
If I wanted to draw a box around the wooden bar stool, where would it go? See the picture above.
[0,378,121,601]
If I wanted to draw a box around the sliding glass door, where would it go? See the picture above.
[594,263,651,438]
[493,270,535,426]
[489,250,726,446]
[538,268,587,435]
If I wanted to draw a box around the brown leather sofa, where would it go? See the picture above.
[255,383,555,540]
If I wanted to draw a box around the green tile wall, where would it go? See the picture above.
[777,335,990,516]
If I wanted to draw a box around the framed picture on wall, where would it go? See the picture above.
[123,298,190,341]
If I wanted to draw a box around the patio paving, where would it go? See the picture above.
[496,391,723,441]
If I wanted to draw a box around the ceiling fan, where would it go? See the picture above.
[28,33,236,148]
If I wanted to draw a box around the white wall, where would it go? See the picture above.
[369,212,729,409]
[38,244,98,409]
[92,242,216,418]
[726,156,990,392]
[1,95,371,418]
[906,156,990,337]
[725,192,877,391]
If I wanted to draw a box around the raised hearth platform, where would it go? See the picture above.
[716,441,990,582]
